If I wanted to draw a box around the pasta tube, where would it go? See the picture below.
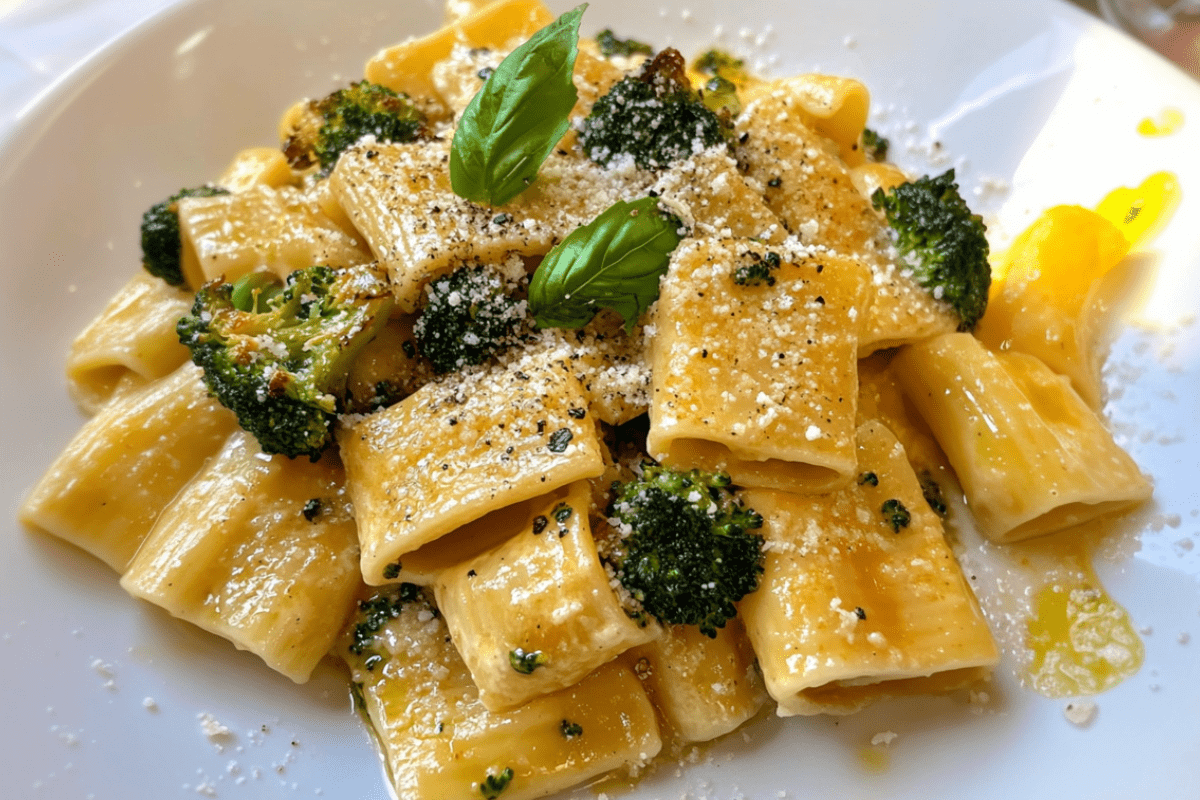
[342,586,661,800]
[178,184,371,286]
[892,333,1152,542]
[648,237,870,493]
[739,421,998,716]
[339,358,606,584]
[626,618,767,743]
[19,364,238,572]
[65,272,192,414]
[120,431,361,683]
[435,481,656,711]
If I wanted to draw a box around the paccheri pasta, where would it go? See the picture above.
[19,1,1155,798]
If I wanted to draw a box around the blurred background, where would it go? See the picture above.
[0,0,1195,141]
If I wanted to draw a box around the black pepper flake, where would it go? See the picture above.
[855,606,867,620]
[857,471,879,487]
[477,66,495,80]
[553,503,573,524]
[560,719,583,739]
[448,417,458,426]
[492,212,510,225]
[382,561,402,580]
[767,176,782,188]
[515,371,530,381]
[816,264,824,273]
[701,349,708,358]
[302,498,322,521]
[532,515,549,535]
[365,150,378,159]
[568,407,586,419]
[467,569,477,578]
[815,296,825,305]
[401,339,417,359]
[547,428,573,453]
[738,131,750,144]
[537,420,547,434]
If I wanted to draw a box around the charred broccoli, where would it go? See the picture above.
[871,169,991,330]
[177,264,394,460]
[412,264,525,374]
[282,80,427,174]
[607,464,764,637]
[140,185,229,286]
[580,48,730,170]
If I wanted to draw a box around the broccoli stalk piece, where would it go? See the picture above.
[607,464,765,637]
[177,263,395,460]
[282,80,427,174]
[580,48,730,170]
[871,169,991,331]
[412,264,525,374]
[140,185,229,286]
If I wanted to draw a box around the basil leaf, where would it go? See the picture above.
[450,4,585,207]
[529,197,682,331]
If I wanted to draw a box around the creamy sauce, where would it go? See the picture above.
[856,744,891,774]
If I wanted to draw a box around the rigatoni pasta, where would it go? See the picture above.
[892,333,1151,543]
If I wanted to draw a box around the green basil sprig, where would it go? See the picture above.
[529,197,683,331]
[450,4,586,207]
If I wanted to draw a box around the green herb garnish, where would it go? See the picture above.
[480,767,514,799]
[450,5,586,206]
[528,196,682,331]
[509,648,548,674]
[881,499,911,532]
[596,28,653,58]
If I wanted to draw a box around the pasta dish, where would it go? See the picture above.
[18,1,1170,797]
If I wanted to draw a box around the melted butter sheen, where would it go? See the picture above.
[1095,171,1181,248]
[1024,572,1144,697]
[1136,107,1184,137]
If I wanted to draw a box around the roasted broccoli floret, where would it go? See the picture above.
[607,464,765,637]
[595,28,653,58]
[580,48,730,170]
[177,264,394,460]
[861,128,889,162]
[282,80,427,174]
[871,169,991,330]
[412,264,525,374]
[140,185,229,286]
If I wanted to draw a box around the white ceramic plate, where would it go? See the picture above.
[2,1,1198,798]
